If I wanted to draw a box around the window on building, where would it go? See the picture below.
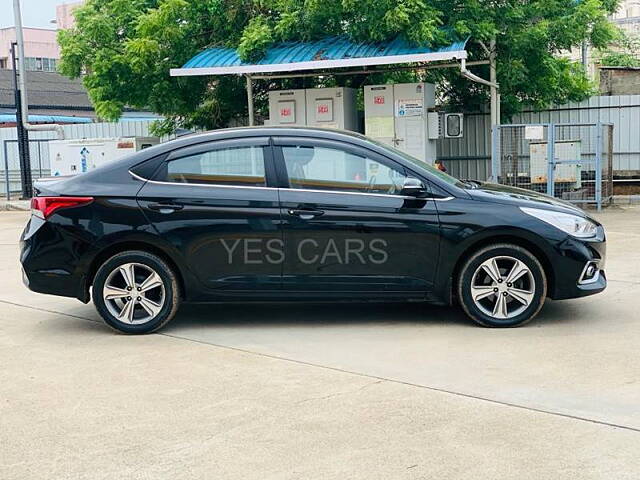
[22,57,58,72]
[24,57,36,70]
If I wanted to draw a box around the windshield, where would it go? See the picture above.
[368,137,466,188]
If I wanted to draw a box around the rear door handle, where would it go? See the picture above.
[288,208,324,220]
[148,202,184,213]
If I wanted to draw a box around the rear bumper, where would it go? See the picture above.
[20,216,90,302]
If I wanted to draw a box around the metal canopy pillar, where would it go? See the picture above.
[245,75,255,126]
[489,38,500,127]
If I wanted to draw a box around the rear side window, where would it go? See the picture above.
[157,146,266,187]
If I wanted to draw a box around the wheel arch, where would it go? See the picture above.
[84,240,187,302]
[450,234,555,302]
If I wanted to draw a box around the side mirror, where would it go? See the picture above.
[401,177,427,197]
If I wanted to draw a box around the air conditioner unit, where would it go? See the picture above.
[442,113,464,138]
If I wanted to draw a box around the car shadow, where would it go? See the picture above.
[164,298,588,333]
[32,296,586,336]
[166,301,475,332]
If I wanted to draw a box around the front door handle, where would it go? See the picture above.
[288,208,324,220]
[148,202,184,213]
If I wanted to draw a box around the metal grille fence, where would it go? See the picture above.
[2,139,51,198]
[491,123,614,210]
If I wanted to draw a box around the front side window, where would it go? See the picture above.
[366,137,465,188]
[162,146,266,187]
[281,145,407,195]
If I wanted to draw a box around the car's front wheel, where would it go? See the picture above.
[457,244,547,327]
[92,251,180,334]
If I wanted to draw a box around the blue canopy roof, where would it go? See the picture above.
[0,114,92,124]
[171,36,468,77]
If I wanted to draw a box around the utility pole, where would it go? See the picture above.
[12,0,64,200]
[11,42,32,199]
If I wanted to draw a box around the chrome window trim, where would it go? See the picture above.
[129,170,454,200]
[128,170,277,191]
[279,186,453,201]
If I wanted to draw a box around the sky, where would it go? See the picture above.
[1,0,71,29]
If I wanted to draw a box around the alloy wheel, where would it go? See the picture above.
[470,255,536,320]
[102,262,165,324]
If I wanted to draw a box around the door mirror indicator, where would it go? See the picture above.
[401,177,427,197]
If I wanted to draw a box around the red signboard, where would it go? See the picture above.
[280,108,292,117]
[317,104,329,114]
[374,96,385,105]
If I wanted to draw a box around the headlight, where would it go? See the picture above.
[520,207,598,238]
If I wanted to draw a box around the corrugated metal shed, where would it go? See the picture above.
[172,36,468,76]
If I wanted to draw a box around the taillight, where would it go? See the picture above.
[30,196,94,220]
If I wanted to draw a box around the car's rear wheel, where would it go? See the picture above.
[457,244,547,327]
[92,251,180,334]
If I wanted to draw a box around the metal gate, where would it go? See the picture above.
[491,123,614,210]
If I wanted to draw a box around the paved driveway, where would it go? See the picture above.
[1,209,639,479]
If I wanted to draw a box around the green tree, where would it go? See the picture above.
[59,0,621,132]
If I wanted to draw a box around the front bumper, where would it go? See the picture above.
[548,226,607,300]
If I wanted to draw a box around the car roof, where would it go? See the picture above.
[95,127,384,173]
[74,126,464,196]
[154,126,375,154]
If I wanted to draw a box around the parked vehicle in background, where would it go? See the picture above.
[20,127,606,334]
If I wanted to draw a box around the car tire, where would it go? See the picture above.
[457,244,547,328]
[92,250,180,334]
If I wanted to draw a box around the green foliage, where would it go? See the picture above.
[600,52,640,67]
[597,32,640,67]
[58,0,622,129]
[238,16,274,62]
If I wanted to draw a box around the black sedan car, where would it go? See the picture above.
[20,127,606,334]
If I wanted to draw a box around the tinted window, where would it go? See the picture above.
[364,137,464,188]
[162,146,266,186]
[282,145,407,195]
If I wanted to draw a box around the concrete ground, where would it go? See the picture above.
[0,208,639,479]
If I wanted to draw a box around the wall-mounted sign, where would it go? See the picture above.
[278,100,296,123]
[525,125,544,140]
[315,98,334,122]
[396,99,423,117]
